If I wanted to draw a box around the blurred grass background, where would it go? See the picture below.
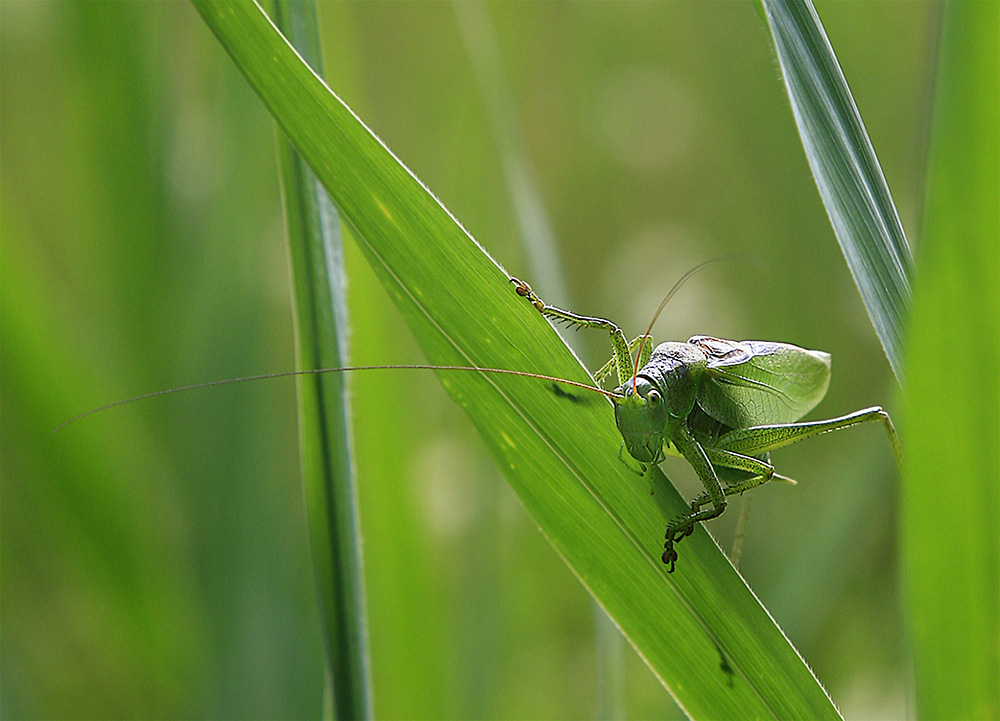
[2,2,938,718]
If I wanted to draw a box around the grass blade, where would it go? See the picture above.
[192,2,840,717]
[759,0,913,381]
[902,3,999,718]
[265,0,371,717]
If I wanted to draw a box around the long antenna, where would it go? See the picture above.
[54,364,620,432]
[631,257,735,394]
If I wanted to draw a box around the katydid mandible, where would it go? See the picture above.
[511,276,902,572]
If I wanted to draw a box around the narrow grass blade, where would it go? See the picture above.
[902,3,999,718]
[192,2,840,717]
[759,0,913,381]
[266,0,371,717]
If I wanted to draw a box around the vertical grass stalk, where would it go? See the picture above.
[267,1,371,717]
[902,3,999,718]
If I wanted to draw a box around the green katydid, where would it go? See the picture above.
[511,272,902,571]
[56,266,902,573]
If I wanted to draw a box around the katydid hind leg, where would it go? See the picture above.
[665,408,899,572]
[662,439,785,571]
[705,447,775,480]
[714,406,902,467]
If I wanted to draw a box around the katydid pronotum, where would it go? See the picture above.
[56,268,902,573]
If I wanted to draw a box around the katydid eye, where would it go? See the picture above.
[647,389,661,407]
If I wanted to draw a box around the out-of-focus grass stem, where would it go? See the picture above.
[266,1,372,717]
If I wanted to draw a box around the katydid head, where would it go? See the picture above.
[613,258,727,457]
[612,377,668,464]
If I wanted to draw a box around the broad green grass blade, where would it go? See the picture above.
[903,3,999,719]
[266,0,371,718]
[193,2,839,717]
[759,0,913,381]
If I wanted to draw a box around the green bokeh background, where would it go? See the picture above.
[2,2,935,718]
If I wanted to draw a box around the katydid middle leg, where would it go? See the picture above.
[685,448,779,511]
[662,427,730,571]
[661,444,778,568]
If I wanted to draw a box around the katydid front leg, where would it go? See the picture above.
[594,335,653,387]
[511,278,639,388]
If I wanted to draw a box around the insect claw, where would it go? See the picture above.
[510,277,546,311]
[662,544,678,572]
